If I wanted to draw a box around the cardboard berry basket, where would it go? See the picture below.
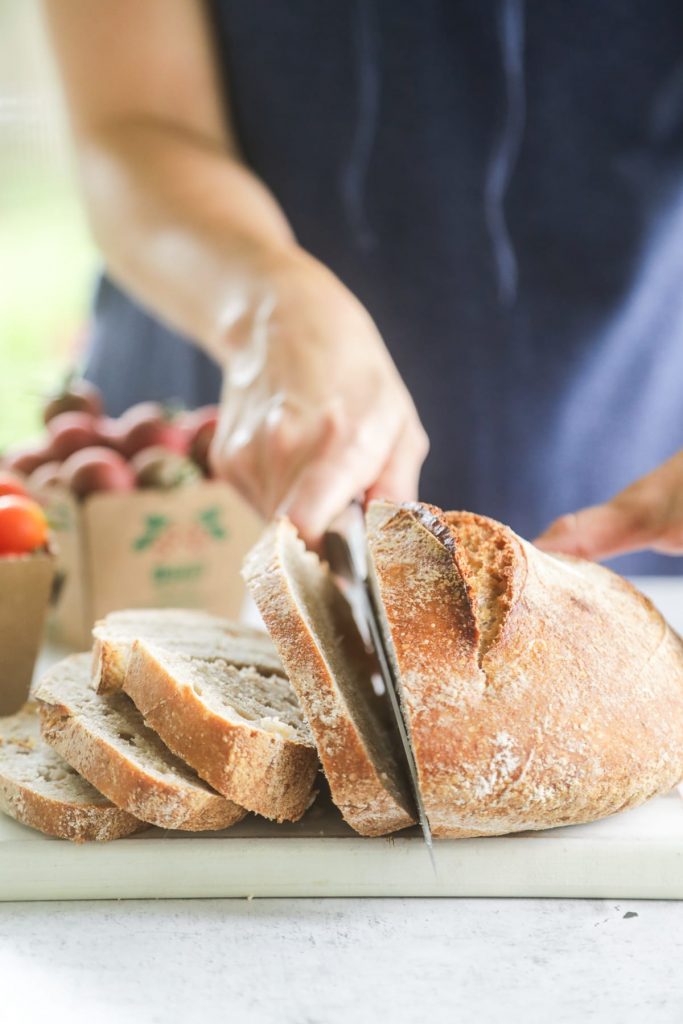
[40,481,263,649]
[0,550,56,715]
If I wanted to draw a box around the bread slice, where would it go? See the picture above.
[92,608,284,694]
[242,518,416,837]
[0,702,142,842]
[366,499,683,838]
[35,653,245,831]
[123,642,319,822]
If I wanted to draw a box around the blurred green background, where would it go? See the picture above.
[0,0,96,451]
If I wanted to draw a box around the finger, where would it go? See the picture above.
[209,426,264,513]
[211,390,331,520]
[534,503,656,561]
[279,456,377,547]
[255,404,329,519]
[365,421,430,504]
[279,425,395,546]
[212,449,263,513]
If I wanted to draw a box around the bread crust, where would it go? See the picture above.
[0,704,142,843]
[123,643,319,823]
[91,637,127,695]
[0,774,142,842]
[91,609,283,694]
[367,500,683,838]
[37,696,245,832]
[243,521,416,837]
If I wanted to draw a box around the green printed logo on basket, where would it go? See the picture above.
[44,499,74,534]
[132,505,230,557]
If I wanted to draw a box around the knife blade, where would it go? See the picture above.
[325,502,436,866]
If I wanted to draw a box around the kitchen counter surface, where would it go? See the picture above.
[1,896,682,1024]
[2,578,683,1023]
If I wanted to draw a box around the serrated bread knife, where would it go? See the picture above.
[325,502,436,868]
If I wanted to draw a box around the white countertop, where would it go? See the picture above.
[1,897,682,1024]
[3,577,683,1023]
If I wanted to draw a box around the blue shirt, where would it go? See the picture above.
[85,0,683,574]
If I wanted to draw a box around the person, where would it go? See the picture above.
[43,0,683,572]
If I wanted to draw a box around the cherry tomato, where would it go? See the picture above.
[43,379,103,424]
[46,411,100,461]
[0,495,50,556]
[117,402,187,458]
[0,471,29,499]
[59,446,135,499]
[3,443,50,476]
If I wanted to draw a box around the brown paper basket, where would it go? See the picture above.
[43,481,263,649]
[0,551,56,715]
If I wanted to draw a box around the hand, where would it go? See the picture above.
[210,249,429,544]
[535,450,683,560]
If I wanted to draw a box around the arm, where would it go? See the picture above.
[43,0,429,541]
[535,450,683,560]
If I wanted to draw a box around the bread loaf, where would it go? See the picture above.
[366,500,683,837]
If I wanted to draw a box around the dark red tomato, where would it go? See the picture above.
[43,378,103,424]
[58,446,135,499]
[46,412,100,462]
[3,443,51,477]
[131,446,201,489]
[27,462,62,492]
[189,416,218,476]
[117,403,187,458]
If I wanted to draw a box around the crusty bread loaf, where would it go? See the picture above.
[36,653,246,831]
[92,608,284,694]
[243,518,416,837]
[366,499,683,838]
[0,702,142,842]
[123,642,319,822]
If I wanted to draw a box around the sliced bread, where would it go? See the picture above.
[242,518,416,837]
[366,499,683,837]
[123,643,319,822]
[92,608,284,694]
[36,654,245,831]
[0,702,142,842]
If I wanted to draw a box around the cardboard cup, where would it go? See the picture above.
[0,551,56,715]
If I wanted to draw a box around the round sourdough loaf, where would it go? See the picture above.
[366,500,683,838]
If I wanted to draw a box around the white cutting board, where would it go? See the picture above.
[1,576,682,901]
[1,784,683,901]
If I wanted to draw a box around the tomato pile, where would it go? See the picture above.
[2,380,219,501]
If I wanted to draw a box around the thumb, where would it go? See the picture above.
[534,503,653,562]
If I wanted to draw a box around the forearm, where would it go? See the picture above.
[76,117,298,361]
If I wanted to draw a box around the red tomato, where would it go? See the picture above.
[181,405,219,435]
[46,411,100,461]
[130,445,201,489]
[27,461,62,492]
[3,443,51,476]
[189,417,218,476]
[59,446,135,499]
[0,471,29,499]
[0,496,49,556]
[117,403,187,458]
[96,416,124,449]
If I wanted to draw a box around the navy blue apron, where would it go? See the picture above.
[85,1,683,574]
